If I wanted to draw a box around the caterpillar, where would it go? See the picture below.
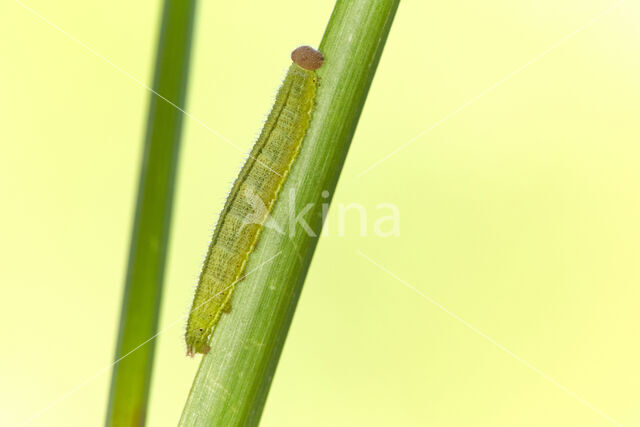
[185,46,324,355]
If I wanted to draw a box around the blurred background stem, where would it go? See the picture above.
[179,0,399,425]
[106,1,197,426]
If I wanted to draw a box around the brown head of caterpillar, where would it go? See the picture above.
[291,46,324,71]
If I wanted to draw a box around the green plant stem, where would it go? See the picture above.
[179,0,399,425]
[106,1,197,426]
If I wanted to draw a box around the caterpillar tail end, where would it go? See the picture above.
[185,325,212,356]
[186,342,211,357]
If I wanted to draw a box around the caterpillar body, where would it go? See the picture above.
[185,46,324,355]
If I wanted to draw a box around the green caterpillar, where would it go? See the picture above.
[185,46,323,355]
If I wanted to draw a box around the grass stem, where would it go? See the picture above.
[106,1,197,425]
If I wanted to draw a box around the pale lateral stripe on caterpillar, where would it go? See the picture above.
[185,46,324,355]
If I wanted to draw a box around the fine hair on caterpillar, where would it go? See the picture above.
[185,46,323,355]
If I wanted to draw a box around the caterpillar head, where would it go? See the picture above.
[291,46,324,71]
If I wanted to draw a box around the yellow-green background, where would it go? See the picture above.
[1,0,639,425]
